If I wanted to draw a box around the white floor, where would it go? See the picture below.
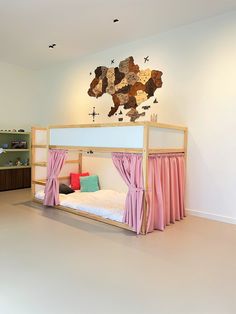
[0,189,236,314]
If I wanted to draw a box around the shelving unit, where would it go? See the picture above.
[0,131,31,191]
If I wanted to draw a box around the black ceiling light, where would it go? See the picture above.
[113,18,119,23]
[49,43,56,49]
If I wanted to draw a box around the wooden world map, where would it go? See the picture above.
[88,56,163,122]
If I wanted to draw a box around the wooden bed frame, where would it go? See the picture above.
[31,122,188,234]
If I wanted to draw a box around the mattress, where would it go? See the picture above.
[35,189,126,222]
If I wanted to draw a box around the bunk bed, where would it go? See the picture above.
[31,122,188,234]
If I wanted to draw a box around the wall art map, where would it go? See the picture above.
[88,56,163,122]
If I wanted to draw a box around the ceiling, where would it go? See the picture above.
[0,0,235,69]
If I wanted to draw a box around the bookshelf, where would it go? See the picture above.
[0,131,31,191]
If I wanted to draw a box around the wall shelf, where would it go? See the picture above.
[0,131,31,135]
[0,166,31,170]
[4,149,30,152]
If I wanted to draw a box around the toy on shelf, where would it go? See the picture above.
[22,159,29,166]
[11,141,27,149]
[0,148,6,155]
[16,157,22,166]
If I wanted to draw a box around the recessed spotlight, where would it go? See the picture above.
[49,43,56,49]
[113,18,119,23]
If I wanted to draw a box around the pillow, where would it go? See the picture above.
[80,175,100,192]
[59,183,75,195]
[70,172,89,190]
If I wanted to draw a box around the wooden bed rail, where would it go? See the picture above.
[49,145,143,153]
[33,198,134,233]
[49,145,185,154]
[33,176,70,186]
[48,121,187,132]
[32,160,80,167]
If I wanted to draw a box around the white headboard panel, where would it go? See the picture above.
[50,126,144,148]
[149,127,184,149]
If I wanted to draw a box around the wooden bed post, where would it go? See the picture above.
[184,128,188,163]
[184,128,188,213]
[141,125,149,234]
[46,127,50,160]
[78,152,82,173]
[31,127,36,199]
[31,126,50,199]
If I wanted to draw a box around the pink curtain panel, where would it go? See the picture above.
[146,153,185,232]
[112,153,144,234]
[43,149,67,206]
[112,152,185,234]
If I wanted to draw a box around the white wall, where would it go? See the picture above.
[0,62,43,131]
[32,11,236,223]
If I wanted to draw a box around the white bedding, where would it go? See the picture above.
[35,189,126,222]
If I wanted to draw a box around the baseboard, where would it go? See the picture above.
[186,209,236,225]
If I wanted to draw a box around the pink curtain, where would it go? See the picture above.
[146,153,185,232]
[43,149,67,206]
[112,153,144,234]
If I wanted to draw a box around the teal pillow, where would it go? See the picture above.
[80,175,99,192]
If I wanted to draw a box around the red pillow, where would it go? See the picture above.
[70,172,89,190]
